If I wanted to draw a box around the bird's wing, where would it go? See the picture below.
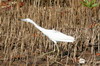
[45,30,75,42]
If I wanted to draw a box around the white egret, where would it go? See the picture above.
[21,18,75,54]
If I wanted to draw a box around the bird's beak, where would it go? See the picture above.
[21,19,26,22]
[21,19,24,21]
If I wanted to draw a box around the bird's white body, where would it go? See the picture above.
[42,29,74,43]
[21,18,75,44]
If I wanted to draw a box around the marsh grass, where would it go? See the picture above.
[0,0,100,66]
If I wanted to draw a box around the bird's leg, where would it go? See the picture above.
[53,43,56,52]
[53,41,59,56]
[41,43,56,55]
[39,42,59,56]
[44,43,58,55]
[55,43,59,56]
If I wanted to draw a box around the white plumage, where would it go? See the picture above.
[21,18,75,54]
[21,18,75,43]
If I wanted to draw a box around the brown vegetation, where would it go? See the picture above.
[0,0,100,66]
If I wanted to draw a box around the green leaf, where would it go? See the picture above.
[80,1,88,7]
[91,3,99,7]
[88,2,92,7]
[93,0,96,3]
[84,4,89,7]
[80,0,99,8]
[90,0,96,4]
[84,0,89,3]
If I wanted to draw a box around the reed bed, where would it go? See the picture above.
[0,0,100,66]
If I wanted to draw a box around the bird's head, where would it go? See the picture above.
[21,18,33,23]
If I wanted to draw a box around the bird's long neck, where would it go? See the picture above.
[29,20,45,31]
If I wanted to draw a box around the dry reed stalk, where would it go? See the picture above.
[0,0,100,65]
